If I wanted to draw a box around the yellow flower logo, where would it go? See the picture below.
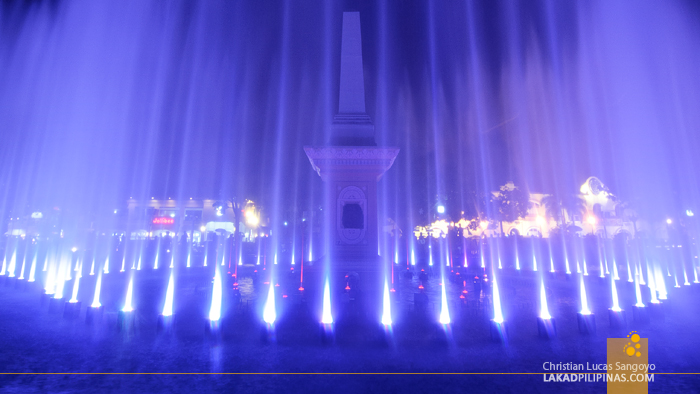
[623,331,642,357]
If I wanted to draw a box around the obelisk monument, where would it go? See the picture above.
[304,12,399,276]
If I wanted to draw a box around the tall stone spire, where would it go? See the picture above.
[304,10,398,275]
[338,12,366,114]
[331,12,375,146]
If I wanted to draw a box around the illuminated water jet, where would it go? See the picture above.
[683,267,690,286]
[610,275,622,312]
[208,267,222,321]
[103,255,109,274]
[28,251,37,282]
[89,255,95,275]
[18,252,26,280]
[0,251,6,275]
[626,259,633,283]
[439,280,450,325]
[381,281,392,326]
[122,277,134,312]
[69,270,80,303]
[153,245,160,270]
[429,244,434,266]
[44,264,56,295]
[263,282,276,324]
[634,275,645,308]
[54,263,66,299]
[7,250,17,278]
[321,279,333,325]
[91,272,102,308]
[580,275,591,315]
[492,276,504,324]
[612,259,620,280]
[162,272,175,317]
[654,268,667,300]
[539,279,551,320]
[532,252,538,272]
[647,265,660,304]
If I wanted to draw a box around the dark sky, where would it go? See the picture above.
[2,0,700,222]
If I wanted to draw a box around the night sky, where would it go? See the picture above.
[2,0,700,223]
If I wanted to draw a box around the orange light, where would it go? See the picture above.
[390,288,396,293]
[282,295,288,298]
[298,287,304,291]
[418,285,424,289]
[345,285,351,290]
[275,283,280,287]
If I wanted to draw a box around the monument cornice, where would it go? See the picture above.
[304,146,399,178]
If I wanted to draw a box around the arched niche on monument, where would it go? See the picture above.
[337,185,367,244]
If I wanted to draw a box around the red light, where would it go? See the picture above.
[152,217,175,225]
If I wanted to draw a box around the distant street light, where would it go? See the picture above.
[686,210,694,217]
[666,218,673,225]
[437,205,445,214]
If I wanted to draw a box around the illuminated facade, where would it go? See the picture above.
[414,177,639,240]
[124,198,262,242]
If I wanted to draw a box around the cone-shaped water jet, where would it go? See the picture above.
[263,282,276,324]
[381,281,392,326]
[321,279,333,325]
[580,275,591,315]
[610,275,622,312]
[91,272,102,308]
[439,280,450,325]
[28,251,37,282]
[7,250,17,278]
[122,277,134,312]
[634,275,645,308]
[492,276,504,324]
[626,259,633,283]
[0,251,6,275]
[162,272,175,317]
[69,272,80,303]
[153,245,160,270]
[208,267,222,321]
[539,279,551,320]
[18,252,27,280]
[654,265,668,300]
